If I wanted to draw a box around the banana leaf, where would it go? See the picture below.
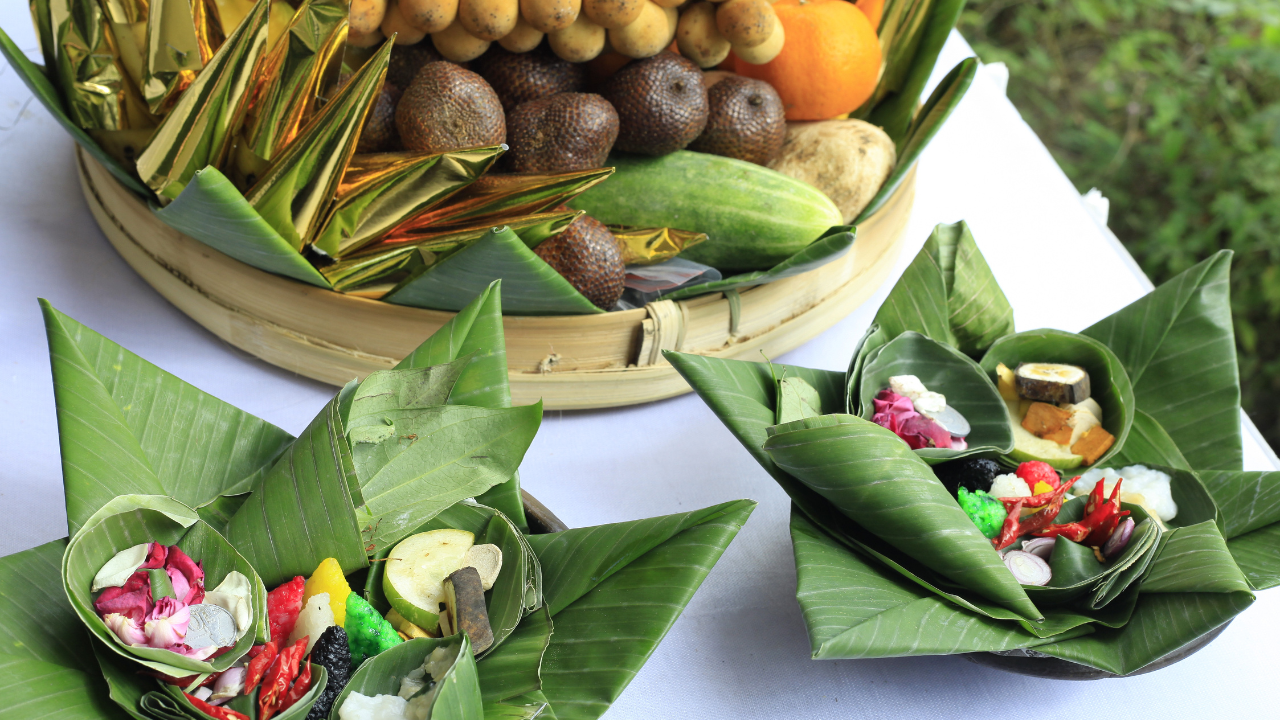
[328,636,483,720]
[854,331,1013,461]
[862,221,1014,363]
[856,58,978,223]
[527,499,755,720]
[1111,409,1193,471]
[393,281,526,526]
[0,27,149,196]
[1197,470,1280,589]
[789,510,1088,659]
[1082,250,1241,472]
[62,495,268,677]
[867,0,967,144]
[979,328,1136,470]
[1019,502,1160,609]
[762,414,1039,617]
[382,227,602,315]
[41,301,296,536]
[657,226,856,302]
[482,692,555,720]
[160,664,327,720]
[154,167,332,287]
[1035,520,1255,674]
[475,608,552,703]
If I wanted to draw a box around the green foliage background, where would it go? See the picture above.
[958,0,1280,448]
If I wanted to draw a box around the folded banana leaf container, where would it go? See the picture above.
[1,0,975,409]
[0,283,756,719]
[671,221,1280,679]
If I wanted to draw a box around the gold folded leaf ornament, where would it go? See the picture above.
[245,37,395,250]
[135,0,270,201]
[231,0,349,188]
[140,0,205,113]
[324,210,581,298]
[380,167,614,238]
[47,0,153,132]
[610,226,708,265]
[310,147,504,259]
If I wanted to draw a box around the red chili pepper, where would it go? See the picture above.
[1033,478,1129,546]
[992,483,1074,550]
[244,641,277,693]
[276,661,313,715]
[997,475,1078,511]
[259,638,308,720]
[185,693,250,720]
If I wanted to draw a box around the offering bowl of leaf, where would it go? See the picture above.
[671,221,1278,678]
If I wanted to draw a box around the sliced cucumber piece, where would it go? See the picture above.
[384,529,475,633]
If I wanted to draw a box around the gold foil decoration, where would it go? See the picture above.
[48,0,148,131]
[321,246,429,297]
[97,0,149,100]
[135,0,270,201]
[610,227,708,265]
[310,146,503,258]
[141,0,205,113]
[383,167,614,239]
[230,0,348,187]
[245,37,395,250]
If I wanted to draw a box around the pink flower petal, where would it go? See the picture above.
[104,613,147,646]
[145,598,190,648]
[164,547,205,604]
[140,543,168,570]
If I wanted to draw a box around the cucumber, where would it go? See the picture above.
[567,151,843,271]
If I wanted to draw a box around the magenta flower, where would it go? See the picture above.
[871,389,956,450]
[171,643,220,661]
[104,612,147,646]
[94,571,152,621]
[140,542,168,570]
[164,546,205,605]
[144,597,190,648]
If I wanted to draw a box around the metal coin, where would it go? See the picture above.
[184,603,238,649]
[921,404,971,437]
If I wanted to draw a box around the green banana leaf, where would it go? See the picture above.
[482,692,555,720]
[789,510,1089,659]
[979,328,1136,469]
[155,167,331,287]
[475,607,552,703]
[1035,520,1255,674]
[1082,251,1241,472]
[658,226,856,302]
[41,300,296,536]
[383,227,602,315]
[63,495,268,676]
[854,331,1014,462]
[1111,409,1193,471]
[862,220,1014,362]
[160,664,326,720]
[0,27,150,197]
[1197,469,1280,589]
[393,282,527,526]
[329,636,483,720]
[867,0,967,143]
[762,414,1039,618]
[528,500,755,720]
[856,58,978,223]
[0,538,132,720]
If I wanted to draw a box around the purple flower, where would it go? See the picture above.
[104,613,147,646]
[871,390,956,449]
[144,597,190,648]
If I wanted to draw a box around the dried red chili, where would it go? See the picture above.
[277,661,313,715]
[184,693,250,720]
[259,637,308,720]
[244,641,277,693]
[991,480,1077,550]
[1034,478,1129,545]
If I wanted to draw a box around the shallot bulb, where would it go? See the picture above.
[1004,550,1052,586]
[1021,537,1056,561]
[1103,518,1136,560]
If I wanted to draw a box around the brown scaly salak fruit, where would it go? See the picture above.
[600,51,708,155]
[472,45,587,112]
[688,74,785,165]
[505,93,619,172]
[534,214,626,309]
[386,42,445,91]
[396,62,506,153]
[356,82,404,153]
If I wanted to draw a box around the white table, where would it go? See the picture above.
[2,12,1277,717]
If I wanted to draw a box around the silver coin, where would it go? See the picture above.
[184,603,238,649]
[921,404,970,437]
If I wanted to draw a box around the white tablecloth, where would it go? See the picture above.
[2,11,1277,717]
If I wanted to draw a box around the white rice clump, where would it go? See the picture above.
[989,473,1031,498]
[1071,465,1177,521]
[339,693,407,720]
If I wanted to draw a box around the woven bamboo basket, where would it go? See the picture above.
[77,146,917,409]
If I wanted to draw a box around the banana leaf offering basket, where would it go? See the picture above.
[2,0,975,408]
[0,283,756,720]
[671,221,1280,678]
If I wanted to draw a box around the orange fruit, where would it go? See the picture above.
[735,0,882,121]
[855,0,884,29]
